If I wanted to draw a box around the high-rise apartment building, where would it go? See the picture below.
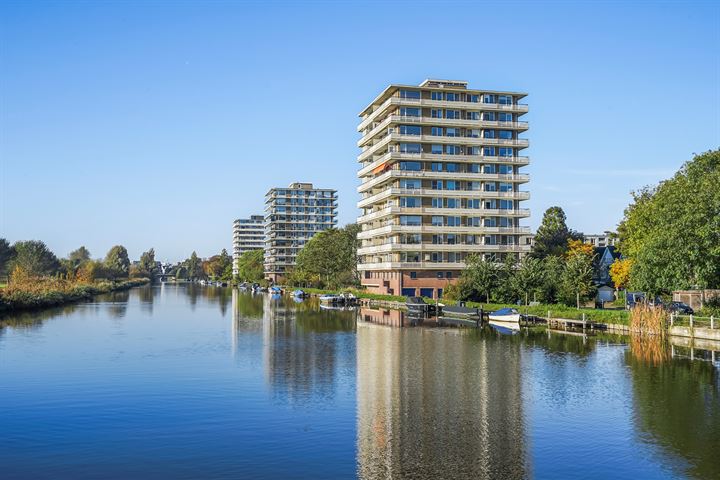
[356,79,531,298]
[232,215,265,275]
[264,182,338,283]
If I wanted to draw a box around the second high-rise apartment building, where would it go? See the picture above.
[232,215,265,276]
[357,79,531,299]
[264,182,338,283]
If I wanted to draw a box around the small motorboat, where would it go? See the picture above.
[440,302,480,319]
[269,286,283,295]
[319,294,342,304]
[405,296,436,316]
[488,307,521,324]
[292,289,308,298]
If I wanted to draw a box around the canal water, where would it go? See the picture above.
[1,284,718,479]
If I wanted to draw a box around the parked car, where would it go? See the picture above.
[666,301,694,315]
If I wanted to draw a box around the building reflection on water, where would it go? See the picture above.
[356,322,529,480]
[234,292,357,404]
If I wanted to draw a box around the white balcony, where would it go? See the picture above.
[357,170,530,193]
[358,188,530,209]
[357,152,529,177]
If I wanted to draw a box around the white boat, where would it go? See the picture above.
[488,307,521,324]
[489,320,521,333]
[319,294,341,304]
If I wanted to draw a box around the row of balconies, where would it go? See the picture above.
[358,152,529,177]
[358,115,529,147]
[357,206,531,223]
[357,224,530,240]
[358,188,529,209]
[358,96,528,132]
[357,170,529,193]
[357,241,530,255]
[358,133,528,162]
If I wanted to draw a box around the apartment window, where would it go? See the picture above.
[431,91,443,101]
[485,200,497,209]
[447,216,461,227]
[499,112,513,122]
[431,180,443,190]
[446,198,458,208]
[446,163,457,172]
[447,234,457,244]
[400,179,421,189]
[402,233,421,244]
[399,125,421,135]
[400,90,421,99]
[499,130,513,140]
[437,271,444,278]
[469,94,480,103]
[399,143,421,154]
[469,146,481,156]
[468,129,481,138]
[499,199,513,209]
[400,197,421,207]
[484,164,497,174]
[431,162,442,172]
[483,112,496,121]
[446,128,458,137]
[469,217,482,227]
[402,252,421,262]
[483,147,496,156]
[445,145,461,155]
[446,272,453,278]
[431,127,444,136]
[483,130,496,139]
[431,144,443,154]
[485,217,497,227]
[446,180,459,190]
[466,111,480,120]
[399,161,421,171]
[468,198,481,209]
[400,107,421,117]
[410,271,417,279]
[431,216,444,227]
[431,197,443,208]
[499,147,514,157]
[468,181,481,191]
[431,109,443,118]
[484,94,497,104]
[469,164,481,173]
[432,234,442,244]
[400,215,422,226]
[446,92,458,101]
[498,95,512,105]
[446,110,460,119]
[498,217,513,227]
[499,164,513,174]
[499,182,513,192]
[484,183,497,192]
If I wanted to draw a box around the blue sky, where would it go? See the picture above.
[1,1,719,262]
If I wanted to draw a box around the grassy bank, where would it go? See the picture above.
[0,278,150,313]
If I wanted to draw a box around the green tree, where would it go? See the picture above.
[236,249,264,283]
[185,251,204,280]
[531,206,581,259]
[104,245,130,278]
[0,238,16,277]
[511,255,545,304]
[464,254,499,304]
[294,224,360,288]
[617,149,720,294]
[139,248,156,275]
[9,240,60,278]
[494,255,519,303]
[539,255,564,303]
[68,246,91,265]
[560,251,595,308]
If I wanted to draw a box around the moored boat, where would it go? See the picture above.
[488,307,521,324]
[292,289,307,298]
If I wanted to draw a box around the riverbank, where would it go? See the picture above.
[0,278,150,314]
